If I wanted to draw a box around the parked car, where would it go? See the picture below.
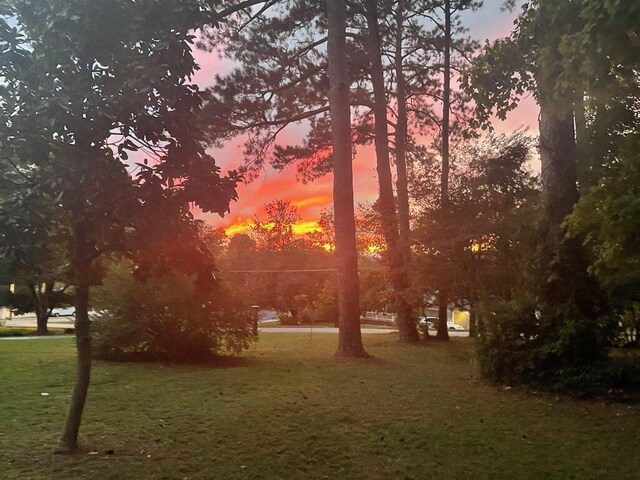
[418,316,437,329]
[50,307,75,317]
[419,318,466,331]
[447,322,465,331]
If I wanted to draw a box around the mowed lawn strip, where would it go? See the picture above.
[0,334,638,480]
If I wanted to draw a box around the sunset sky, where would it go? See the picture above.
[192,1,539,236]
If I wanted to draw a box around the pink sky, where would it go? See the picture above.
[192,2,539,235]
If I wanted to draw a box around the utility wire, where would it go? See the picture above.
[223,267,384,273]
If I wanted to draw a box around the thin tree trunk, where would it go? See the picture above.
[436,289,449,340]
[394,0,423,340]
[55,215,92,453]
[468,302,477,338]
[437,0,452,341]
[441,0,451,207]
[394,0,411,254]
[327,0,369,358]
[574,94,587,150]
[364,0,418,343]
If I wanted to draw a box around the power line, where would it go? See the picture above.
[225,269,335,273]
[223,267,384,273]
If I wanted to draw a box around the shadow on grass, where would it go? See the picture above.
[0,328,72,338]
[332,353,387,365]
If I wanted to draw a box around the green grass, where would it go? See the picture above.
[1,334,639,480]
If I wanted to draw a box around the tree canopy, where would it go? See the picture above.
[0,0,241,452]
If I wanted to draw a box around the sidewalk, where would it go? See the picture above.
[2,315,75,330]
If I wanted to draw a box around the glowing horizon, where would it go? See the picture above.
[224,217,323,238]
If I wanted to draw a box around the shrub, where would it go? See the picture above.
[91,261,254,361]
[277,310,297,325]
[297,307,315,324]
[475,296,640,396]
[296,304,337,325]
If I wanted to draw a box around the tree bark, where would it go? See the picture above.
[436,289,449,340]
[437,0,452,341]
[468,303,477,338]
[539,105,579,245]
[55,215,92,453]
[537,104,598,315]
[326,0,369,358]
[574,94,587,151]
[28,283,49,335]
[394,0,411,254]
[364,0,419,343]
[394,0,423,340]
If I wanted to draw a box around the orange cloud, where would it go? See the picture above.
[204,147,380,234]
[292,195,332,209]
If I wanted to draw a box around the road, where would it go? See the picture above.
[2,316,469,338]
[259,326,468,336]
[3,315,74,329]
[259,326,393,334]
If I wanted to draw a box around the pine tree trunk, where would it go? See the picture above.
[55,216,92,453]
[437,0,452,341]
[364,0,418,343]
[394,0,411,256]
[326,0,369,358]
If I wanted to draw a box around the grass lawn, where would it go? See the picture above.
[1,334,638,480]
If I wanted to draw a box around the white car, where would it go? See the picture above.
[447,322,466,331]
[50,307,75,317]
[418,316,437,329]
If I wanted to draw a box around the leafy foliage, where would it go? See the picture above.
[0,0,242,450]
[567,134,640,304]
[92,261,254,362]
[0,282,72,315]
[465,0,640,392]
[0,0,241,287]
[252,199,301,251]
[413,132,539,322]
[476,294,640,396]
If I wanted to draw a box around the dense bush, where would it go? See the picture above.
[295,280,338,325]
[475,297,640,396]
[91,262,255,361]
[297,304,338,325]
[277,310,297,325]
